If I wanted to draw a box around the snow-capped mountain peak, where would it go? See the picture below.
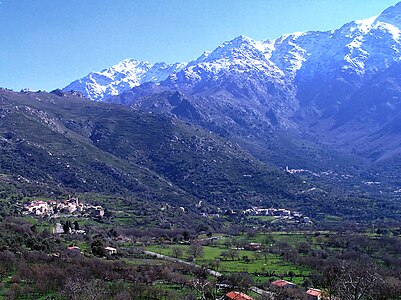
[104,59,151,74]
[197,35,265,63]
[64,59,185,101]
[353,16,378,34]
[169,34,287,89]
[64,1,401,102]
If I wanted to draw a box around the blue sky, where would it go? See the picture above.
[0,0,399,91]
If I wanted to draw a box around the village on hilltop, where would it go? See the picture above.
[22,195,105,219]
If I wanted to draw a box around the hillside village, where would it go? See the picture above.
[242,207,312,224]
[22,195,105,219]
[201,206,312,225]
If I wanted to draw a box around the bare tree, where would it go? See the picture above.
[210,259,220,271]
[372,276,401,300]
[322,262,339,300]
[224,272,254,293]
[333,261,384,300]
[171,247,183,259]
[187,244,204,261]
[62,277,107,300]
[191,278,218,300]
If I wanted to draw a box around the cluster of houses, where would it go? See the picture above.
[23,195,105,219]
[285,166,314,175]
[242,207,312,224]
[225,281,322,300]
[271,280,322,300]
[66,245,117,256]
[200,206,312,224]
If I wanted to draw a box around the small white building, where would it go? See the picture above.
[54,223,64,234]
[105,246,117,255]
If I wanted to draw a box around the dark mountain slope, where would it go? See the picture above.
[1,89,397,220]
[0,90,197,206]
[111,88,366,175]
[303,62,401,162]
[0,89,311,212]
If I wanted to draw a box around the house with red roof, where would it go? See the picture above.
[244,242,262,251]
[225,291,254,300]
[271,279,296,289]
[66,245,80,255]
[306,288,322,300]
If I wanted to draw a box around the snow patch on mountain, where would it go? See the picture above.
[353,16,378,34]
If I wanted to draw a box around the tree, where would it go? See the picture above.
[288,270,295,281]
[187,244,204,261]
[62,277,107,300]
[0,250,16,273]
[91,239,105,257]
[183,231,191,241]
[171,247,183,259]
[225,272,254,293]
[73,221,80,231]
[220,251,229,261]
[264,233,275,246]
[232,238,246,249]
[63,221,72,234]
[40,228,51,238]
[191,278,218,300]
[322,263,337,300]
[297,242,310,254]
[261,247,270,263]
[210,259,220,271]
[227,249,239,261]
[104,207,112,218]
[372,277,401,300]
[333,262,383,300]
[223,239,232,249]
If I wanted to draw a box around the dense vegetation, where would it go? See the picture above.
[0,89,400,221]
[0,89,401,299]
[1,212,401,299]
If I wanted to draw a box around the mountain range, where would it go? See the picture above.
[2,3,401,222]
[64,2,401,166]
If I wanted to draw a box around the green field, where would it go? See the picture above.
[145,242,312,285]
[247,216,277,222]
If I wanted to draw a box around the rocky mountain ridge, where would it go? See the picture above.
[65,3,401,102]
[64,59,185,101]
[62,2,401,176]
